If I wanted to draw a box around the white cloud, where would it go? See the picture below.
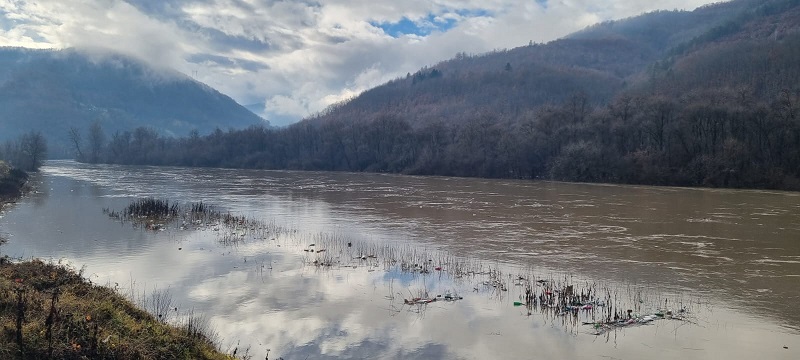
[266,93,310,118]
[0,0,723,126]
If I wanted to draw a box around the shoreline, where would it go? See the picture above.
[0,259,231,359]
[0,166,236,360]
[0,165,29,206]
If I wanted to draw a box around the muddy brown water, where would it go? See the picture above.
[0,161,798,359]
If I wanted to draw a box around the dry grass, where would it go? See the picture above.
[0,259,233,360]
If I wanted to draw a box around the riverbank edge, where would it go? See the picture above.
[0,259,233,359]
[0,165,29,247]
[0,168,234,359]
[71,158,800,192]
[0,165,29,210]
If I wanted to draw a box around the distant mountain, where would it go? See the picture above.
[0,47,266,156]
[308,0,800,128]
[243,103,267,119]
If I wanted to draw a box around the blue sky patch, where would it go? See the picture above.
[536,0,549,9]
[372,9,490,38]
[0,11,18,31]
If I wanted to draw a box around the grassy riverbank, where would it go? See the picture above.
[0,164,233,359]
[0,259,232,359]
[0,161,28,204]
[1,161,27,248]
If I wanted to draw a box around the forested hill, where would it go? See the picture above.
[309,0,798,127]
[0,48,265,156]
[86,0,800,190]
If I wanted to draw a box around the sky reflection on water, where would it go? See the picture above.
[0,161,798,359]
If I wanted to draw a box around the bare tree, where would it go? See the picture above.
[88,121,106,163]
[20,131,48,171]
[68,127,84,161]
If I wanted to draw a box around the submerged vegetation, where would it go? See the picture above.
[123,198,179,219]
[108,197,700,338]
[0,259,231,359]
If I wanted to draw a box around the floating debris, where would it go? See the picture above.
[404,297,437,305]
[437,292,463,302]
[583,307,690,335]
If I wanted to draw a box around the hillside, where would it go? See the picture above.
[641,2,800,98]
[0,48,265,156]
[308,0,798,128]
[88,0,800,190]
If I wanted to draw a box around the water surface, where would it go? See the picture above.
[1,161,798,359]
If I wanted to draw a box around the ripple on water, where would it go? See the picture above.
[10,161,800,359]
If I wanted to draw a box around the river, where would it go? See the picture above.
[1,160,798,359]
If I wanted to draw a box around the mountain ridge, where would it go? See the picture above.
[0,47,266,156]
[17,0,800,190]
[306,0,800,129]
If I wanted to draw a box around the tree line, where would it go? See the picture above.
[74,87,800,190]
[0,131,48,172]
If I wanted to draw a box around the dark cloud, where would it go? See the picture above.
[324,35,350,44]
[187,53,270,72]
[191,24,275,52]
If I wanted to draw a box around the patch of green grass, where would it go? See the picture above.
[0,259,234,360]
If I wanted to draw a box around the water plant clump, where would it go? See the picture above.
[190,201,209,215]
[124,198,178,219]
[108,198,234,233]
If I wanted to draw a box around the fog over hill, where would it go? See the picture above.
[0,47,265,156]
[308,0,798,128]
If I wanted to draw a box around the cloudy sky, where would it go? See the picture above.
[1,0,721,126]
